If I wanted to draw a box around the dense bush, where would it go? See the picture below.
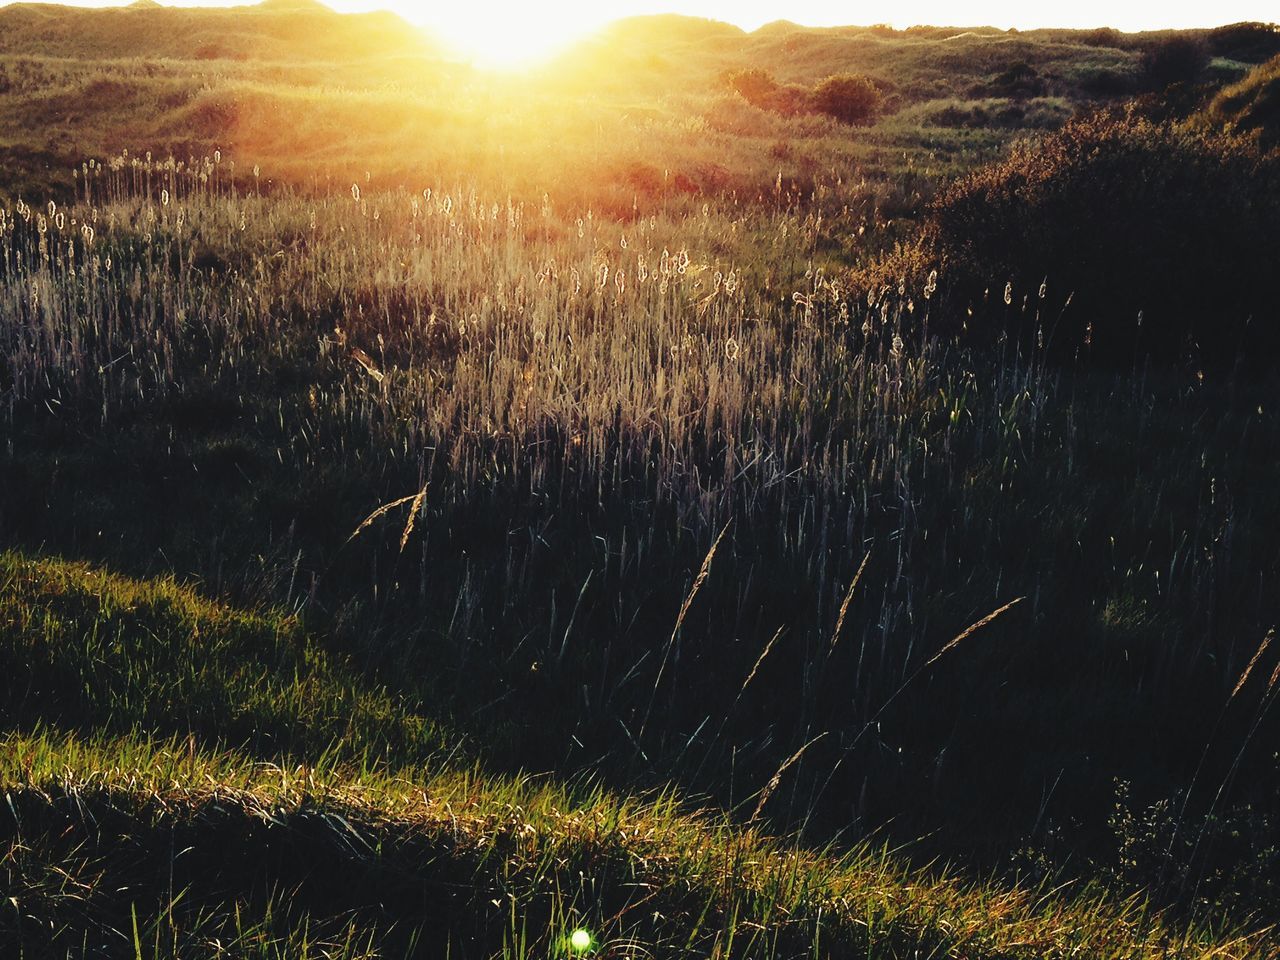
[988,61,1047,99]
[1207,21,1280,63]
[725,67,778,108]
[871,112,1280,361]
[1079,27,1130,50]
[810,73,881,125]
[1103,779,1280,920]
[1077,67,1139,98]
[1140,36,1209,88]
[724,67,815,118]
[725,68,882,125]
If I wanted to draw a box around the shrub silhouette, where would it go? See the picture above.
[1079,27,1130,50]
[1078,67,1139,98]
[1207,22,1280,63]
[990,61,1046,99]
[725,67,778,108]
[725,67,813,117]
[883,112,1280,362]
[1140,36,1209,89]
[811,73,881,125]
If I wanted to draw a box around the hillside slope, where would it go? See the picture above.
[0,0,437,62]
[1,552,1267,959]
[1198,53,1280,148]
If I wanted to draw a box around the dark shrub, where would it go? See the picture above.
[725,67,778,108]
[811,73,881,125]
[619,162,664,198]
[1079,27,1130,50]
[995,104,1026,127]
[879,112,1280,362]
[930,103,989,129]
[767,82,816,118]
[991,61,1046,99]
[1141,36,1209,89]
[1207,22,1280,63]
[725,68,813,118]
[1078,68,1139,98]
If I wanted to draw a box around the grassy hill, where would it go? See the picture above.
[0,0,437,61]
[1197,53,1280,147]
[3,553,1270,958]
[0,4,1268,216]
[2,5,1280,958]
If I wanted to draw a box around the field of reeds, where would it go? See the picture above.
[3,5,1280,959]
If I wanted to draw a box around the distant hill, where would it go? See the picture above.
[0,2,1270,212]
[601,13,744,43]
[0,0,439,62]
[551,14,1148,104]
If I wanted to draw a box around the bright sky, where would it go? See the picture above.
[22,1,1280,67]
[324,0,1279,37]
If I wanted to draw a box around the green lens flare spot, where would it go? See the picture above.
[569,928,593,953]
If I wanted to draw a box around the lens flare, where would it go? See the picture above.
[424,6,610,70]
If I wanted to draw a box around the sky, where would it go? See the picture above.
[81,0,1279,33]
[398,0,1279,34]
[21,1,1280,66]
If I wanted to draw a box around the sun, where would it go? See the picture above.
[424,7,609,70]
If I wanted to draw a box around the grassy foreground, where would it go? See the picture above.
[0,141,1278,952]
[1,552,1267,959]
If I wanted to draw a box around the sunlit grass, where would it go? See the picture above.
[1,140,1278,955]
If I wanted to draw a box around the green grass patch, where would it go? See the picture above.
[3,729,1263,960]
[0,551,454,765]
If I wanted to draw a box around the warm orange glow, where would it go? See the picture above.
[427,7,612,70]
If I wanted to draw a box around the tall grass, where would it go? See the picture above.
[1,150,1278,924]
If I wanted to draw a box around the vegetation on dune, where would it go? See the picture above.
[2,5,1280,957]
[1139,36,1210,89]
[0,0,437,63]
[809,74,883,125]
[1206,22,1280,64]
[9,729,1263,960]
[725,68,883,124]
[3,4,1269,216]
[866,111,1280,361]
[0,552,451,764]
[2,142,1279,927]
[0,556,1270,958]
[1198,53,1280,149]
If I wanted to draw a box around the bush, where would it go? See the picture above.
[1079,27,1130,50]
[924,98,1072,131]
[1105,780,1280,919]
[877,112,1280,361]
[1141,36,1209,88]
[725,68,815,118]
[1078,67,1139,98]
[810,73,881,125]
[990,61,1047,99]
[725,67,778,108]
[1207,22,1280,63]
